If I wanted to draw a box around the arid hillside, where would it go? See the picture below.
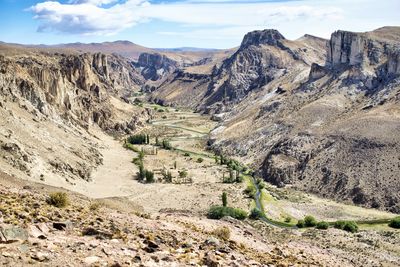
[150,27,400,213]
[0,44,151,188]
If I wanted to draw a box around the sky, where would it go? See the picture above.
[0,0,399,49]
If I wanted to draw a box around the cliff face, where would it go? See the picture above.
[204,27,400,213]
[0,47,150,184]
[0,51,145,131]
[309,29,400,89]
[136,52,178,81]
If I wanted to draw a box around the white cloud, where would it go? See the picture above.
[30,0,343,36]
[30,0,149,35]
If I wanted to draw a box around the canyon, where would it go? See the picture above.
[1,26,400,266]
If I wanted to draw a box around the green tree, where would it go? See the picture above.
[389,217,400,229]
[222,192,228,207]
[249,208,263,220]
[137,163,145,181]
[145,170,155,183]
[304,215,317,227]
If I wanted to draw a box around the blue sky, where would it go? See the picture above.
[0,0,399,48]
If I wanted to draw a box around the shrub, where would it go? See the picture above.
[389,217,400,229]
[343,221,358,233]
[244,185,256,198]
[89,201,103,211]
[296,219,305,228]
[334,220,346,230]
[137,163,145,181]
[222,192,228,207]
[236,175,244,183]
[127,134,147,145]
[207,206,247,220]
[249,208,263,220]
[162,140,172,150]
[145,170,155,183]
[197,158,204,163]
[304,215,317,227]
[179,170,188,178]
[334,220,358,233]
[211,226,231,241]
[184,152,190,157]
[316,221,329,230]
[47,192,69,208]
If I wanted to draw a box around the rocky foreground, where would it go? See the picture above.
[1,172,399,267]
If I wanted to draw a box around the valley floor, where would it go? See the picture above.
[1,101,400,266]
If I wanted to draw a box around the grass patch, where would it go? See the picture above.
[207,206,247,220]
[47,192,69,208]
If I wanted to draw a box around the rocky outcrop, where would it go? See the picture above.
[240,29,285,48]
[135,53,178,81]
[319,29,400,89]
[0,51,144,132]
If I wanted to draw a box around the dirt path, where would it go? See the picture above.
[76,129,139,199]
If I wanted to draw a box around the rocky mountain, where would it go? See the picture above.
[149,27,400,213]
[0,43,151,186]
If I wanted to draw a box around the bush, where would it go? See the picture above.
[236,175,244,183]
[343,221,358,233]
[145,170,155,183]
[244,185,256,198]
[184,152,190,157]
[304,215,317,227]
[389,217,400,229]
[207,206,247,220]
[334,220,358,233]
[211,226,231,241]
[127,134,147,145]
[137,163,145,181]
[179,170,188,178]
[296,219,305,228]
[197,158,204,163]
[222,192,228,207]
[316,221,329,230]
[162,140,172,150]
[47,192,69,208]
[89,201,103,211]
[249,208,263,220]
[334,220,346,230]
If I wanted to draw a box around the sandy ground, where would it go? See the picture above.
[69,107,250,214]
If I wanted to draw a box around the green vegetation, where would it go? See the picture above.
[145,170,155,183]
[222,192,228,207]
[197,157,204,163]
[296,219,305,228]
[244,184,257,198]
[179,170,188,178]
[161,139,172,150]
[249,208,263,220]
[389,217,400,229]
[162,169,173,183]
[304,215,317,227]
[207,206,247,220]
[47,192,69,208]
[127,134,147,145]
[334,220,359,233]
[137,163,154,183]
[183,152,190,157]
[316,221,329,230]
